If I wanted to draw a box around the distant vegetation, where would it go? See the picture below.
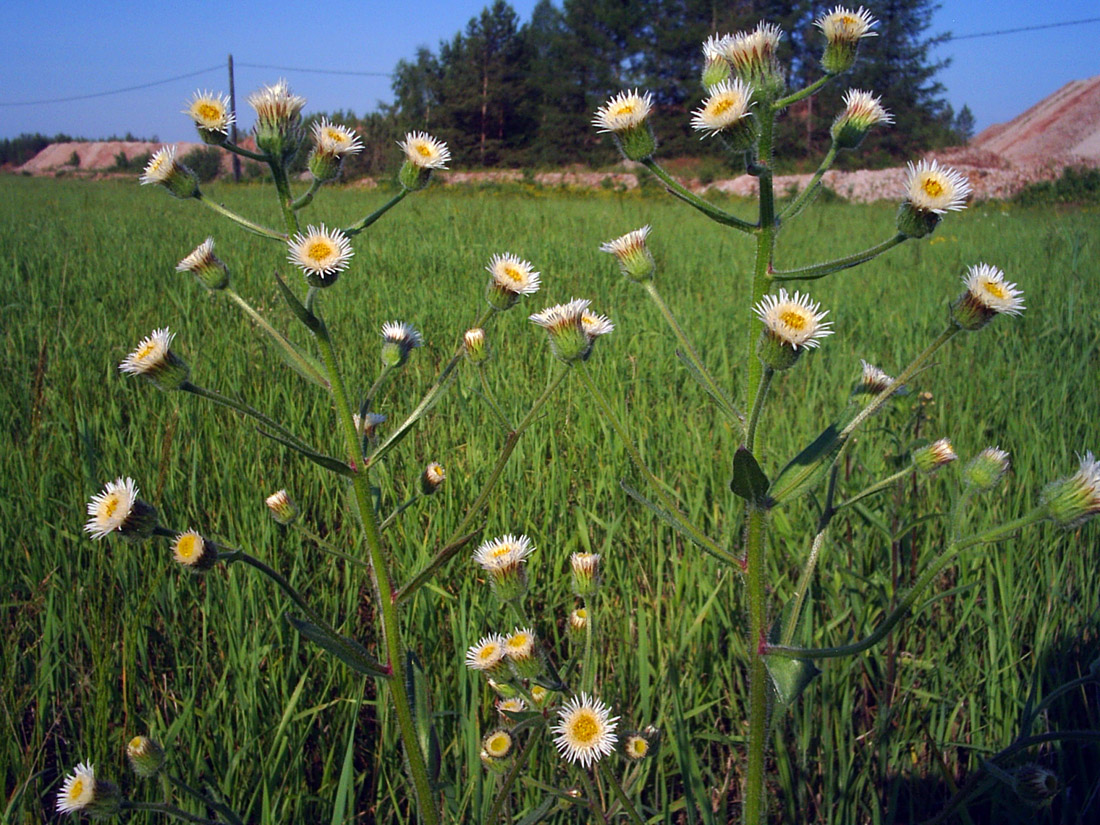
[1013,165,1100,206]
[0,132,156,167]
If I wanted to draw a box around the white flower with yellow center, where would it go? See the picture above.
[248,79,306,126]
[962,263,1025,316]
[623,734,651,759]
[473,534,534,573]
[56,762,96,814]
[905,159,972,214]
[487,253,540,297]
[504,627,535,660]
[287,224,354,285]
[592,89,654,134]
[482,729,513,759]
[84,478,138,539]
[816,6,877,44]
[839,89,892,128]
[120,328,173,377]
[581,309,615,340]
[312,118,363,156]
[183,90,234,135]
[753,289,834,351]
[702,33,733,63]
[552,693,620,768]
[496,696,527,716]
[691,78,754,140]
[466,634,507,673]
[140,146,179,186]
[398,131,451,169]
[172,529,217,571]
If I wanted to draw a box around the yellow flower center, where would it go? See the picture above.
[307,240,335,263]
[415,142,432,158]
[68,779,85,800]
[779,309,808,330]
[983,280,1006,299]
[613,103,636,116]
[135,341,157,361]
[486,733,510,755]
[575,608,587,619]
[629,737,649,757]
[508,634,529,649]
[196,102,221,122]
[711,97,736,117]
[99,494,120,519]
[326,128,344,141]
[491,544,512,558]
[478,645,499,661]
[176,534,199,560]
[502,265,523,282]
[570,711,599,745]
[921,177,945,198]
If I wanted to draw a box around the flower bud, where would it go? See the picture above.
[723,23,785,101]
[530,684,551,707]
[831,89,892,149]
[126,736,165,778]
[176,237,229,290]
[530,298,613,363]
[1013,764,1060,806]
[249,80,305,161]
[963,446,1010,491]
[912,438,957,474]
[504,627,541,679]
[851,359,902,400]
[816,6,878,74]
[463,328,489,364]
[84,477,158,543]
[701,35,733,89]
[568,607,588,640]
[308,148,340,183]
[1041,451,1100,529]
[421,462,446,496]
[600,225,656,282]
[265,489,300,525]
[570,552,601,597]
[380,321,423,368]
[172,529,219,572]
[140,146,199,198]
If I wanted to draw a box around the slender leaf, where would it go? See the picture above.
[285,613,388,677]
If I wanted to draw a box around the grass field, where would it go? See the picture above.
[2,175,1098,824]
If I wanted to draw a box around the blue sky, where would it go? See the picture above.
[1,0,1096,144]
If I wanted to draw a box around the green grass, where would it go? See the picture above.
[2,175,1098,824]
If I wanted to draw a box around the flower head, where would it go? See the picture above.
[832,89,892,148]
[552,693,620,768]
[312,118,363,157]
[398,131,451,169]
[852,359,900,398]
[531,298,611,362]
[172,529,219,572]
[421,461,446,495]
[691,79,755,145]
[568,607,588,639]
[964,446,1011,491]
[952,263,1025,330]
[353,412,387,440]
[485,252,541,310]
[265,489,299,525]
[287,224,353,288]
[184,90,234,143]
[701,34,734,88]
[1042,451,1100,528]
[56,762,121,818]
[381,321,423,368]
[622,727,660,760]
[912,438,958,474]
[753,289,834,369]
[176,237,229,290]
[581,308,615,340]
[465,633,508,674]
[817,6,877,72]
[601,225,655,282]
[463,327,489,364]
[723,23,784,96]
[1013,764,1061,806]
[593,90,656,160]
[119,327,191,390]
[126,736,165,778]
[85,477,157,542]
[905,159,971,214]
[570,552,601,597]
[140,146,198,198]
[504,626,541,677]
[474,534,534,601]
[249,79,306,126]
[482,729,513,759]
[496,696,528,718]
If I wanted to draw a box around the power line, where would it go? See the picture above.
[0,65,223,107]
[945,16,1100,41]
[236,61,392,78]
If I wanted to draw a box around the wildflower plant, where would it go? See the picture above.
[584,9,1097,823]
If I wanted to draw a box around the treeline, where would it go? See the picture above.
[382,0,973,170]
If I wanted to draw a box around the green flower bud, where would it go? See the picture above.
[600,225,656,282]
[265,489,300,525]
[380,321,423,368]
[963,446,1010,491]
[1041,451,1100,529]
[176,238,229,291]
[816,7,878,74]
[249,80,306,162]
[912,438,958,474]
[831,89,893,149]
[140,146,199,199]
[463,328,490,364]
[126,736,165,778]
[570,552,601,598]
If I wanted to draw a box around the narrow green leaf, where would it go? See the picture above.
[620,481,733,565]
[730,446,770,504]
[328,683,364,825]
[768,423,843,506]
[257,428,353,477]
[406,651,441,785]
[515,796,558,825]
[273,270,322,333]
[285,613,388,677]
[368,367,459,465]
[675,350,741,422]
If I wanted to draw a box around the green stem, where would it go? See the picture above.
[221,141,268,163]
[743,505,769,825]
[121,800,225,824]
[770,234,907,281]
[220,549,324,627]
[485,727,544,824]
[179,381,309,450]
[779,142,839,223]
[641,158,757,233]
[293,523,371,569]
[746,367,774,452]
[598,761,647,825]
[165,775,244,825]
[642,280,743,427]
[780,528,827,647]
[773,75,832,109]
[195,194,286,241]
[477,364,513,431]
[224,287,330,389]
[291,177,323,211]
[578,771,609,825]
[581,594,596,694]
[312,312,440,825]
[363,364,395,409]
[395,365,570,604]
[576,362,732,564]
[269,162,300,236]
[379,495,420,531]
[343,190,409,237]
[836,465,915,511]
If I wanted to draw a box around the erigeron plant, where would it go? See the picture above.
[585,8,1099,823]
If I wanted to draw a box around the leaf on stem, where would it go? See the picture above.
[768,423,843,506]
[257,428,353,477]
[273,270,322,333]
[730,446,770,504]
[405,651,442,785]
[285,613,388,677]
[675,350,743,424]
[764,653,821,710]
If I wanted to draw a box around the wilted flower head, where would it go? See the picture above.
[119,327,190,390]
[176,237,229,290]
[722,23,784,97]
[85,477,157,542]
[753,289,834,370]
[397,131,450,189]
[380,321,423,368]
[265,489,299,525]
[852,359,901,398]
[1013,764,1061,806]
[1042,451,1100,529]
[172,529,219,572]
[832,89,892,148]
[56,762,121,818]
[600,225,655,282]
[622,726,660,760]
[126,736,165,778]
[184,90,234,143]
[912,438,958,474]
[817,6,877,72]
[964,446,1011,491]
[593,90,656,160]
[692,79,755,146]
[552,693,620,768]
[952,263,1025,330]
[485,253,541,310]
[287,224,353,288]
[140,146,198,198]
[465,633,507,675]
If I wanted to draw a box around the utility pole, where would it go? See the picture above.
[228,54,241,182]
